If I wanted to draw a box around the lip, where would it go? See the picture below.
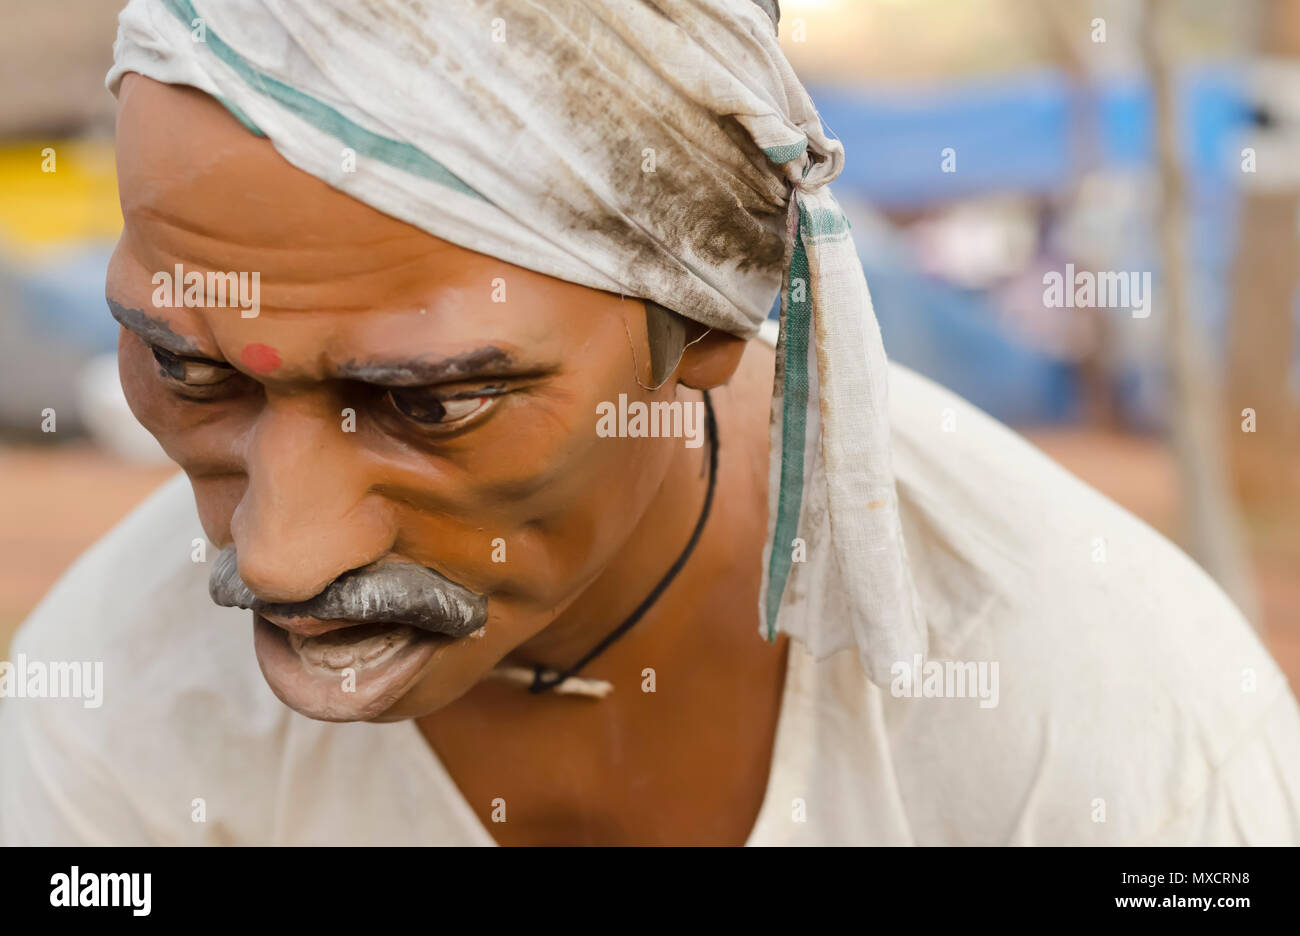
[257,609,360,638]
[252,613,449,721]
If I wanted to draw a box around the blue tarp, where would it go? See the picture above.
[803,66,1250,426]
[811,66,1248,207]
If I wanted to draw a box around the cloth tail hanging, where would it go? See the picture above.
[760,184,927,684]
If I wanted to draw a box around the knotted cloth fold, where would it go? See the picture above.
[108,0,927,685]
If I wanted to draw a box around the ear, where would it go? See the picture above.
[676,326,747,390]
[642,301,747,389]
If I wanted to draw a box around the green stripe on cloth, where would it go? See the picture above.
[162,0,483,200]
[763,201,812,639]
[762,139,807,165]
[798,204,851,242]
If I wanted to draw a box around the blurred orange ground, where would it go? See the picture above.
[0,444,174,649]
[0,434,1297,692]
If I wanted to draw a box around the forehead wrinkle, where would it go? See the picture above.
[126,211,447,294]
[118,226,484,322]
[129,203,434,257]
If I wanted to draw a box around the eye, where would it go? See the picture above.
[151,345,237,388]
[386,387,493,427]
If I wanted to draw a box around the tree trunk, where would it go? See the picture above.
[1227,0,1300,504]
[1144,0,1261,628]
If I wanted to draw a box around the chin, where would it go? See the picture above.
[364,676,463,722]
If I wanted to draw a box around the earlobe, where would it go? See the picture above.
[676,329,748,390]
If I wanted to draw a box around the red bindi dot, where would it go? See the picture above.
[241,343,282,374]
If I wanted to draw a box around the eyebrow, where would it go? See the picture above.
[110,296,548,386]
[336,347,541,387]
[108,298,204,356]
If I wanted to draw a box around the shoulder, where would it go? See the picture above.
[833,364,1300,843]
[0,474,286,844]
[7,473,266,704]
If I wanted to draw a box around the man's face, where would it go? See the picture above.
[108,76,682,721]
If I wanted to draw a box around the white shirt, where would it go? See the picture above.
[3,363,1298,845]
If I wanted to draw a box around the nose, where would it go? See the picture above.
[230,395,394,603]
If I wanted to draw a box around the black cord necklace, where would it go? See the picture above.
[528,389,719,693]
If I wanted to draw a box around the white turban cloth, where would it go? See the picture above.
[108,0,927,685]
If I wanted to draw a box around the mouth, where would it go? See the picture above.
[252,613,450,721]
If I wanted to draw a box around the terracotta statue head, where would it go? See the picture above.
[108,75,749,721]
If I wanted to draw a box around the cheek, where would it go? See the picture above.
[385,435,677,719]
[116,331,171,432]
[115,331,212,456]
[187,474,248,548]
[115,330,256,476]
[395,402,676,604]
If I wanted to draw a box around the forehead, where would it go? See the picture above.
[111,75,621,327]
[116,76,433,299]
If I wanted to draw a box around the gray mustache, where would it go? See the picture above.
[208,546,487,638]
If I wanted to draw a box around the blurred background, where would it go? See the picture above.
[0,0,1297,688]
